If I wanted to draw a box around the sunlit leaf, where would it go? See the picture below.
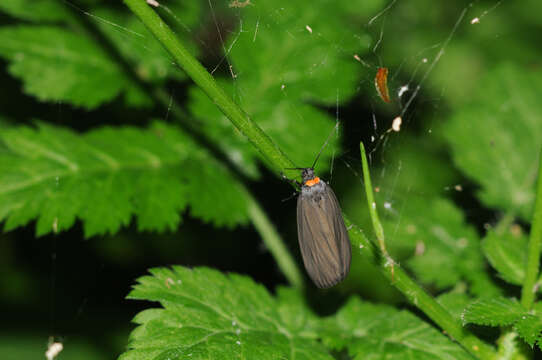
[321,297,472,359]
[514,314,542,348]
[121,266,332,360]
[0,122,249,237]
[0,26,146,109]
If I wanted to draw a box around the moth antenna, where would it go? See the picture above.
[311,121,340,170]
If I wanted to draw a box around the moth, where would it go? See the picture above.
[295,167,351,288]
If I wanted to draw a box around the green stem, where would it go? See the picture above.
[344,220,495,358]
[521,150,542,309]
[354,141,494,358]
[65,1,303,289]
[124,2,495,358]
[124,0,295,173]
[248,199,304,290]
[360,142,389,257]
[150,92,305,288]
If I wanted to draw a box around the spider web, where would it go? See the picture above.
[1,0,512,358]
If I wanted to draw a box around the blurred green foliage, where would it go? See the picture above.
[0,0,541,358]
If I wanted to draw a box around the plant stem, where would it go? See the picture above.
[124,2,496,357]
[124,0,295,173]
[359,142,390,257]
[248,199,304,290]
[64,1,304,289]
[344,220,495,358]
[521,150,542,309]
[151,92,306,288]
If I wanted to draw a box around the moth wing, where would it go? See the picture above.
[297,185,351,288]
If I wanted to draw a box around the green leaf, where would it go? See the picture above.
[437,291,471,321]
[462,297,526,326]
[381,195,492,293]
[121,266,333,360]
[0,122,248,237]
[321,297,472,360]
[514,314,542,348]
[93,5,200,84]
[188,0,378,177]
[482,226,528,285]
[190,84,342,178]
[0,25,149,109]
[123,267,471,360]
[344,134,499,296]
[0,0,69,22]
[443,64,542,220]
[375,134,460,196]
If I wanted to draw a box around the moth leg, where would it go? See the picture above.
[281,191,298,202]
[280,172,301,187]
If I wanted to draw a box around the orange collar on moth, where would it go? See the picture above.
[305,177,320,187]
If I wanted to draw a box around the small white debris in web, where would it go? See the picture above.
[470,17,480,24]
[229,65,237,79]
[359,244,364,249]
[146,0,159,7]
[165,278,175,289]
[281,84,285,90]
[232,320,237,326]
[392,116,402,132]
[454,184,463,192]
[371,135,375,142]
[52,217,58,234]
[305,25,313,34]
[372,202,376,209]
[235,328,241,335]
[422,58,428,63]
[398,85,409,98]
[415,241,425,256]
[236,341,242,345]
[510,224,522,237]
[352,54,370,67]
[383,202,392,210]
[229,0,251,7]
[46,342,63,360]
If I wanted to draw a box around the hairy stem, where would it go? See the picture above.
[125,0,294,172]
[124,1,496,358]
[343,221,494,358]
[521,150,542,309]
[64,1,304,289]
[360,142,390,257]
